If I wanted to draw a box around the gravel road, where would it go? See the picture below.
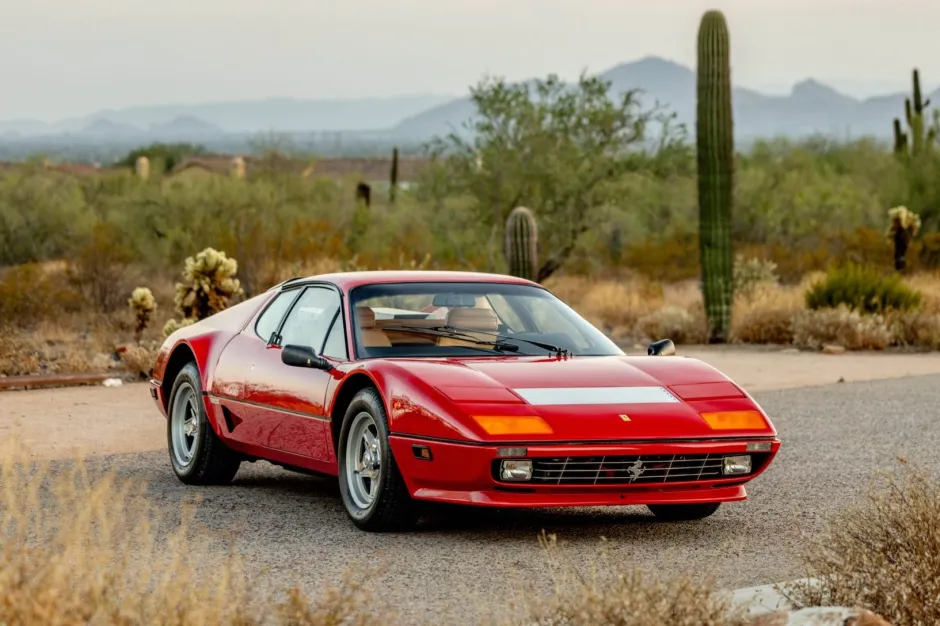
[47,373,940,625]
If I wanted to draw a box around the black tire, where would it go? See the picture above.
[337,387,416,532]
[166,362,241,485]
[647,502,721,521]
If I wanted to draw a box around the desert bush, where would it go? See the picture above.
[0,438,384,625]
[782,464,940,626]
[791,306,892,350]
[635,305,708,344]
[887,311,940,349]
[173,247,244,320]
[517,533,746,626]
[731,283,803,344]
[732,255,778,299]
[550,276,662,337]
[0,262,66,326]
[67,221,137,313]
[805,264,922,314]
[128,286,156,345]
[118,343,159,379]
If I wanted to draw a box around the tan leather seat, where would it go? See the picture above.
[356,307,392,347]
[439,308,499,348]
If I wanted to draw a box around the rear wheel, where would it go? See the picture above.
[167,362,241,485]
[647,502,721,521]
[337,387,416,532]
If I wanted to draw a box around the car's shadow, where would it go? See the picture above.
[217,463,738,538]
[85,452,745,543]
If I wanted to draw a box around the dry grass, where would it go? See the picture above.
[0,437,384,625]
[730,283,804,344]
[791,307,893,350]
[781,463,940,626]
[6,261,940,378]
[512,533,746,626]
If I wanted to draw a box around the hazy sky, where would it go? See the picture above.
[2,0,938,120]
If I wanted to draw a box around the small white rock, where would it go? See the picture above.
[102,378,123,387]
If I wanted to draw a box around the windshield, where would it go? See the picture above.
[348,281,624,359]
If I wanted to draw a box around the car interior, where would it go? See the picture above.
[354,294,503,349]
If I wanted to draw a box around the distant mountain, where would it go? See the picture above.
[392,56,939,142]
[79,118,140,136]
[149,115,224,136]
[0,94,456,136]
[1,58,936,147]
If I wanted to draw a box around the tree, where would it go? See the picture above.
[424,72,680,281]
[115,143,208,174]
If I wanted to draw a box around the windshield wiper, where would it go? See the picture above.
[429,325,570,357]
[378,325,521,352]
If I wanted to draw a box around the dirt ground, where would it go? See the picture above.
[3,348,940,461]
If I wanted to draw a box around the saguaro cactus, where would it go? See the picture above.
[894,69,935,156]
[696,9,735,344]
[505,206,538,282]
[389,146,399,204]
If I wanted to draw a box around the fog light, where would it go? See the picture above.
[746,441,772,452]
[499,459,533,481]
[722,455,752,475]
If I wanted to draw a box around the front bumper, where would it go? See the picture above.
[389,435,780,507]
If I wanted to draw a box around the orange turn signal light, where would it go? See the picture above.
[472,415,554,435]
[700,410,768,430]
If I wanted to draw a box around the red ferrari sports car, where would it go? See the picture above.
[149,271,780,532]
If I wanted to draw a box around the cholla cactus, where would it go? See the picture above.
[128,287,156,345]
[162,317,196,338]
[887,206,921,272]
[174,248,244,321]
[135,156,150,180]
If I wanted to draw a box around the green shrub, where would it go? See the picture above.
[805,263,922,313]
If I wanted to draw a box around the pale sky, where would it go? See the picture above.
[2,0,938,120]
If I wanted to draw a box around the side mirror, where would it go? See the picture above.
[281,344,333,371]
[647,339,676,356]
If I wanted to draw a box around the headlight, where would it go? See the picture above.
[499,459,533,481]
[722,455,752,476]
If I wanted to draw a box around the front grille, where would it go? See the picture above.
[529,454,729,486]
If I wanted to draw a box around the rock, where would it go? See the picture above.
[102,378,123,387]
[822,344,846,355]
[748,607,891,625]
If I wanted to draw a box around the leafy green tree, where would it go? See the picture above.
[424,72,682,280]
[115,142,208,174]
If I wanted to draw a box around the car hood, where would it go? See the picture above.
[390,355,775,442]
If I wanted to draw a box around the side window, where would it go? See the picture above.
[321,313,348,359]
[279,287,341,350]
[254,290,299,341]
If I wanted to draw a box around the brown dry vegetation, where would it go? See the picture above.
[511,533,747,626]
[4,260,940,379]
[1,434,761,626]
[0,437,384,625]
[781,463,940,626]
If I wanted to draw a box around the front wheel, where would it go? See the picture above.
[647,502,721,521]
[337,387,416,532]
[167,362,241,485]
